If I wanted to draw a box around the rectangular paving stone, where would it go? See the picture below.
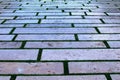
[38,13,69,16]
[25,41,105,48]
[111,74,120,80]
[41,19,101,23]
[78,34,120,40]
[0,62,63,74]
[108,41,120,48]
[5,20,38,23]
[16,75,107,80]
[0,76,10,80]
[103,19,120,23]
[41,49,120,61]
[107,13,120,15]
[0,24,23,27]
[0,28,12,34]
[0,49,38,60]
[86,13,106,15]
[0,16,14,19]
[0,13,36,16]
[0,42,22,48]
[69,62,120,73]
[16,34,75,41]
[71,12,85,15]
[99,28,120,33]
[16,16,44,19]
[13,28,97,34]
[46,16,82,19]
[0,35,14,41]
[26,24,71,27]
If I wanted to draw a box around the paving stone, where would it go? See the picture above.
[0,35,14,41]
[71,13,85,15]
[16,75,107,80]
[0,76,10,80]
[13,28,97,34]
[0,42,22,48]
[5,20,38,23]
[41,49,120,61]
[46,16,82,19]
[26,24,71,27]
[0,13,36,16]
[0,24,23,27]
[0,28,12,34]
[99,28,120,33]
[17,16,44,19]
[103,19,120,23]
[0,16,14,19]
[41,19,101,23]
[78,34,120,40]
[0,49,38,60]
[86,13,106,15]
[38,13,69,16]
[16,34,75,41]
[25,41,105,48]
[108,41,120,48]
[0,62,63,74]
[111,74,120,80]
[69,62,120,73]
[107,13,120,15]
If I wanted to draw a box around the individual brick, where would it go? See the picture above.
[0,35,14,41]
[5,20,38,23]
[0,62,63,74]
[86,13,106,15]
[15,34,75,41]
[69,62,120,73]
[41,49,120,61]
[38,12,69,16]
[78,34,120,40]
[107,13,120,15]
[26,23,71,27]
[0,24,23,27]
[16,16,44,19]
[25,41,105,48]
[103,19,120,23]
[71,12,85,15]
[108,41,120,48]
[0,49,38,60]
[46,16,82,19]
[98,28,120,33]
[16,75,107,80]
[0,76,10,80]
[0,13,36,16]
[111,74,120,80]
[0,42,22,48]
[0,28,12,34]
[41,19,101,23]
[13,28,97,34]
[0,17,14,19]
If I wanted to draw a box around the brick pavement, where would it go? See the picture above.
[0,0,120,80]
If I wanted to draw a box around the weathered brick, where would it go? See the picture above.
[0,28,12,34]
[78,34,120,40]
[5,20,38,23]
[25,41,105,48]
[13,28,97,34]
[0,49,38,60]
[0,76,10,80]
[111,74,120,80]
[16,75,107,80]
[0,62,63,74]
[69,62,120,73]
[0,35,14,41]
[99,28,120,33]
[41,19,101,23]
[41,49,120,61]
[0,42,22,48]
[16,34,75,41]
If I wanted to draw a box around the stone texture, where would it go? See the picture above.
[0,49,38,60]
[0,35,14,41]
[99,28,120,33]
[0,28,12,34]
[25,41,105,48]
[69,62,120,73]
[0,42,22,48]
[16,75,107,80]
[5,20,38,23]
[41,49,120,61]
[111,75,120,80]
[0,76,10,80]
[108,41,120,48]
[0,62,63,74]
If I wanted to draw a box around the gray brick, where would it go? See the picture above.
[0,17,14,19]
[16,34,75,41]
[108,41,120,48]
[0,28,12,34]
[71,12,85,15]
[0,24,23,27]
[111,74,120,80]
[17,16,44,19]
[0,13,36,16]
[99,28,120,33]
[16,75,107,80]
[78,34,120,40]
[41,19,101,23]
[69,62,120,73]
[13,28,97,34]
[0,42,22,48]
[25,41,105,48]
[0,62,63,74]
[41,49,120,61]
[103,19,120,23]
[0,35,14,41]
[86,13,106,15]
[107,13,120,15]
[5,20,38,23]
[0,76,10,80]
[38,13,69,16]
[0,49,38,60]
[47,16,82,19]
